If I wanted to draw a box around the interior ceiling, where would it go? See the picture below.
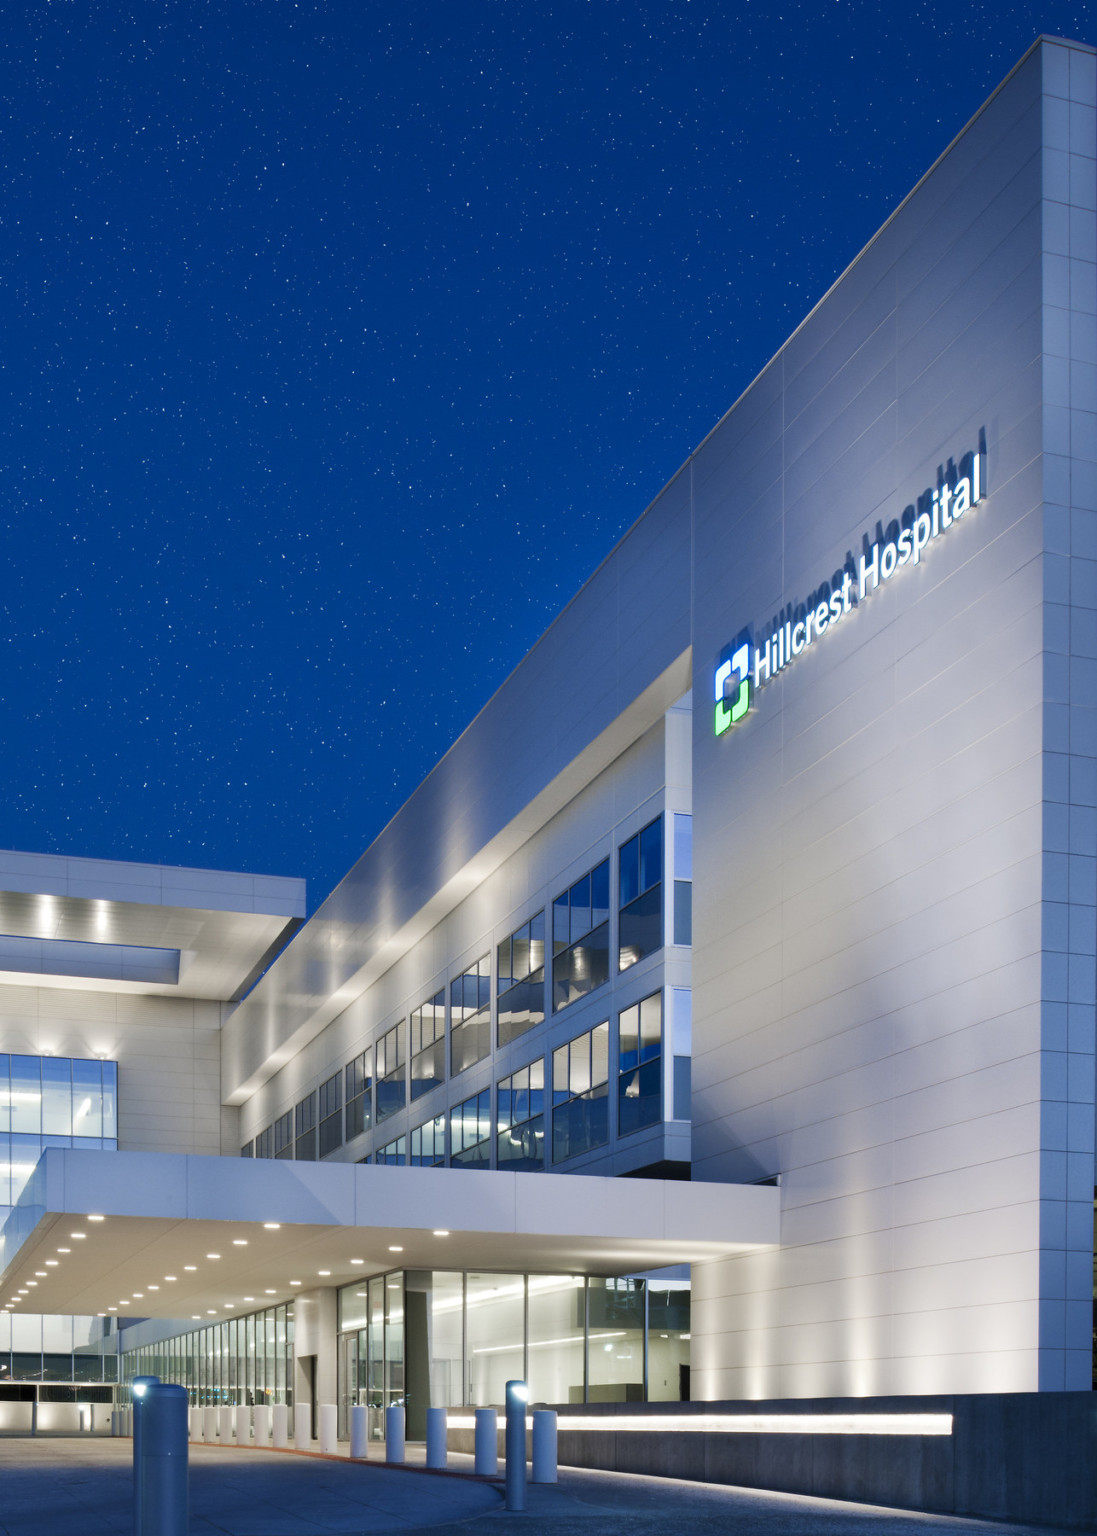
[0,1211,755,1322]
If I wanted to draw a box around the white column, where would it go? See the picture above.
[234,1404,251,1445]
[253,1404,272,1446]
[271,1403,288,1449]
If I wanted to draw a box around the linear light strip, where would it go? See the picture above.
[445,1413,953,1436]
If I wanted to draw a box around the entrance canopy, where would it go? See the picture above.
[0,1149,779,1321]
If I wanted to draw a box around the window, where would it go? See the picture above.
[273,1110,294,1160]
[254,1126,273,1160]
[377,1135,406,1166]
[345,1048,372,1141]
[410,1114,446,1166]
[410,988,446,1100]
[319,1073,342,1157]
[451,956,491,1075]
[295,1093,317,1160]
[451,1089,491,1168]
[497,1059,545,1171]
[497,912,545,1046]
[673,813,692,946]
[552,860,610,1012]
[240,1141,253,1158]
[376,1024,405,1123]
[618,992,662,1137]
[619,817,662,970]
[552,1022,609,1163]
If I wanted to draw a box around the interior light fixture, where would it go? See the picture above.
[108,1307,117,1312]
[388,1245,403,1253]
[184,1266,197,1272]
[233,1240,247,1247]
[45,1261,58,1267]
[206,1253,221,1260]
[206,1310,216,1316]
[165,1276,177,1282]
[57,1248,70,1254]
[265,1289,276,1295]
[243,1296,255,1302]
[25,1281,37,1287]
[289,1280,301,1286]
[34,1272,46,1277]
[132,1293,144,1299]
[119,1300,130,1306]
[148,1285,159,1291]
[191,1315,200,1320]
[70,1233,86,1240]
[318,1270,331,1277]
[349,1258,364,1265]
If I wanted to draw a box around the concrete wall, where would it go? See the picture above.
[688,36,1095,1397]
[534,1394,1097,1530]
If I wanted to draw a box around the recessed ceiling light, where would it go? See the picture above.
[289,1280,301,1286]
[45,1261,58,1267]
[207,1309,216,1315]
[265,1289,276,1295]
[206,1253,221,1260]
[184,1266,197,1272]
[388,1246,403,1253]
[243,1296,255,1301]
[222,1303,233,1309]
[133,1293,144,1299]
[34,1272,46,1277]
[350,1259,364,1265]
[165,1276,177,1282]
[26,1281,37,1287]
[57,1248,70,1254]
[233,1240,247,1247]
[119,1300,130,1306]
[70,1233,86,1240]
[88,1215,105,1222]
[433,1230,450,1237]
[108,1307,117,1312]
[263,1223,281,1230]
[148,1285,160,1291]
[318,1270,331,1277]
[191,1315,200,1320]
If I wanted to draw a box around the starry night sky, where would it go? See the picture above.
[0,3,1091,908]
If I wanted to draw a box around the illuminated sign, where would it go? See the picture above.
[714,443,984,737]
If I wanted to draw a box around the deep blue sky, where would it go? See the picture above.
[0,3,1090,908]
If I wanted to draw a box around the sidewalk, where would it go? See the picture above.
[0,1434,1084,1536]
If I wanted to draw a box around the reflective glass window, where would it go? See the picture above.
[319,1073,342,1157]
[409,1115,445,1166]
[496,1059,544,1171]
[410,989,446,1100]
[496,912,545,1046]
[466,1272,523,1405]
[273,1111,294,1159]
[376,1024,406,1123]
[552,860,610,1013]
[451,1089,491,1168]
[619,817,663,971]
[618,992,662,1137]
[587,1277,645,1400]
[345,1048,372,1141]
[295,1093,317,1161]
[450,957,491,1075]
[377,1135,406,1166]
[552,1022,609,1162]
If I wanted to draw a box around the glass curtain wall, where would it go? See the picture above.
[334,1268,690,1428]
[121,1303,294,1407]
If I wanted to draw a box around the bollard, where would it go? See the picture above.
[235,1404,251,1446]
[131,1376,160,1535]
[294,1402,311,1447]
[189,1407,201,1443]
[532,1410,558,1483]
[271,1403,288,1449]
[425,1406,447,1469]
[349,1404,368,1459]
[202,1405,217,1443]
[504,1382,528,1512]
[111,1409,119,1437]
[318,1403,337,1455]
[136,1383,189,1536]
[218,1404,234,1443]
[385,1403,405,1464]
[473,1408,498,1476]
[253,1404,272,1446]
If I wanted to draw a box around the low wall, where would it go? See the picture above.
[448,1395,1097,1529]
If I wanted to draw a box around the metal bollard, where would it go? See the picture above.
[318,1404,337,1455]
[473,1408,498,1476]
[349,1404,368,1459]
[425,1406,447,1468]
[136,1383,189,1536]
[271,1403,288,1449]
[235,1404,251,1446]
[294,1402,311,1447]
[253,1404,272,1446]
[385,1403,405,1464]
[532,1410,558,1483]
[504,1382,528,1512]
[131,1376,160,1535]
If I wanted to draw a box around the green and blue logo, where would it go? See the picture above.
[714,634,752,737]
